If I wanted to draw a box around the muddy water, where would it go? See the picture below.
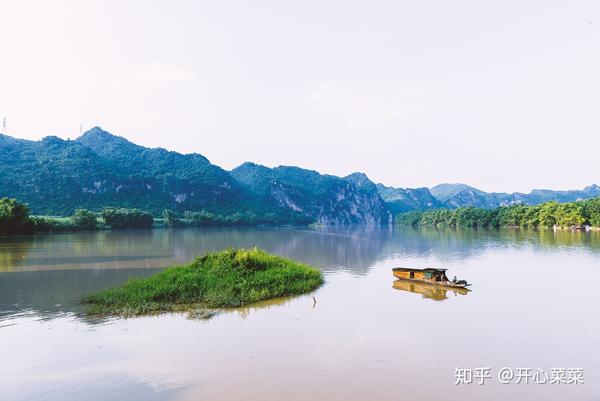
[1,227,599,401]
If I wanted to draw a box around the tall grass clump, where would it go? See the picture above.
[82,248,323,315]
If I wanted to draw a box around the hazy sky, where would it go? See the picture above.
[1,1,599,192]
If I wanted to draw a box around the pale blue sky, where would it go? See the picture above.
[1,0,599,192]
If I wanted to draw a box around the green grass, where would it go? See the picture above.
[82,248,323,316]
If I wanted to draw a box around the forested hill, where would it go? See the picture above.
[376,184,443,215]
[231,165,391,225]
[1,127,598,224]
[0,128,389,225]
[0,128,259,217]
[376,182,600,214]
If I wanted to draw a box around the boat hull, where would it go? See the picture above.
[392,273,471,290]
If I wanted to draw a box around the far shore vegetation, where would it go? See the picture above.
[3,196,600,236]
[396,198,600,229]
[81,248,324,316]
[0,197,312,236]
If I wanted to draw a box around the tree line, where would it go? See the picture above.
[0,197,312,235]
[0,198,156,235]
[396,197,600,229]
[5,196,600,236]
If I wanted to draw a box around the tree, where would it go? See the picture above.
[71,209,98,230]
[395,196,600,229]
[184,210,219,225]
[538,201,561,227]
[419,209,457,228]
[395,211,424,227]
[101,207,154,229]
[456,207,496,228]
[0,198,34,235]
[582,198,600,226]
[555,203,585,227]
[163,209,178,227]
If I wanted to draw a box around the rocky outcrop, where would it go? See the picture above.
[231,165,391,225]
[376,183,442,215]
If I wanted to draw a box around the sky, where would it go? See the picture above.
[0,0,599,193]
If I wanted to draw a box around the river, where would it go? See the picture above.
[1,227,598,400]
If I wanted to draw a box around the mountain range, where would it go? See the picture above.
[1,127,598,225]
[428,183,600,209]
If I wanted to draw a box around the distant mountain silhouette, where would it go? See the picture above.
[1,127,598,223]
[430,183,600,209]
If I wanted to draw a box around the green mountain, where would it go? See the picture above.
[0,128,265,216]
[73,127,256,214]
[0,133,118,216]
[431,183,600,209]
[429,183,481,202]
[0,128,389,225]
[2,127,598,223]
[231,164,391,225]
[376,184,443,215]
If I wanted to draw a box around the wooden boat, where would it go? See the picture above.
[392,267,471,289]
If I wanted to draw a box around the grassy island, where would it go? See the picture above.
[82,248,323,316]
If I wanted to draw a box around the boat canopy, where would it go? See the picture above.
[392,267,447,273]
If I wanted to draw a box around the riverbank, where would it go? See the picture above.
[0,197,312,236]
[396,198,600,230]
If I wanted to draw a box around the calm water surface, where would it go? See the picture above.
[1,227,599,401]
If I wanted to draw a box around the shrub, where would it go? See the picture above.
[71,209,98,230]
[101,207,154,229]
[395,210,424,227]
[0,198,34,235]
[162,209,179,227]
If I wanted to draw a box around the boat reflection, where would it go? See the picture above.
[392,279,470,301]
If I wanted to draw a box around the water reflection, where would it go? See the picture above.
[0,268,160,320]
[1,227,600,322]
[3,227,600,272]
[392,279,470,301]
[384,227,600,262]
[0,227,392,273]
[4,372,186,401]
[230,296,297,320]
